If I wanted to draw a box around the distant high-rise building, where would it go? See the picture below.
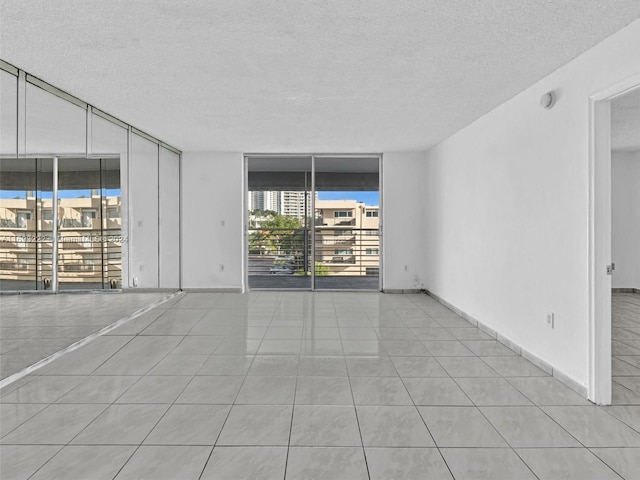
[281,191,315,220]
[248,191,265,211]
[264,191,282,214]
[249,190,316,220]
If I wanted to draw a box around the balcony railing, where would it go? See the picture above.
[0,229,122,290]
[248,227,380,277]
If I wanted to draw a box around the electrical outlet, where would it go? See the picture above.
[404,265,408,271]
[546,313,555,329]
[219,264,225,272]
[133,277,138,287]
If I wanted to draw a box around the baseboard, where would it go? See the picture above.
[0,288,176,295]
[383,288,423,294]
[0,290,55,296]
[121,288,179,293]
[424,289,588,399]
[612,287,640,294]
[181,287,243,293]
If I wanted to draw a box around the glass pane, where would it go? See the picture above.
[91,114,127,155]
[36,158,54,290]
[57,158,104,289]
[314,157,380,290]
[26,83,86,155]
[92,113,126,289]
[247,156,312,289]
[102,157,122,288]
[159,147,179,288]
[0,159,37,290]
[0,70,17,157]
[129,133,158,288]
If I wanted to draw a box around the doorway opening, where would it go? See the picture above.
[589,76,640,405]
[609,89,640,404]
[245,154,381,291]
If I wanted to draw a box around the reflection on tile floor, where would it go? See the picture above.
[0,291,639,479]
[612,293,640,406]
[0,292,173,380]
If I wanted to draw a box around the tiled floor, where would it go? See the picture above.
[612,292,640,405]
[0,292,172,380]
[1,291,639,479]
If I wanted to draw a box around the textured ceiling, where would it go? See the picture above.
[1,0,639,152]
[612,88,640,152]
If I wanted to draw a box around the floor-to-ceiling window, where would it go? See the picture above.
[246,155,381,291]
[0,157,121,291]
[57,157,122,290]
[247,156,313,289]
[313,156,380,290]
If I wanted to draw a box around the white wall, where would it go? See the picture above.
[181,151,422,291]
[423,20,640,387]
[181,152,244,290]
[159,147,181,288]
[612,150,640,289]
[383,152,426,290]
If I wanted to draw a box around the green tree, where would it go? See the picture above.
[248,212,305,255]
[314,261,330,276]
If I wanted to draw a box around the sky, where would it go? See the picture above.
[317,191,379,206]
[2,188,378,205]
[0,189,121,199]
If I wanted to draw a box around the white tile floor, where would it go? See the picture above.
[612,293,640,406]
[0,291,639,479]
[0,292,171,379]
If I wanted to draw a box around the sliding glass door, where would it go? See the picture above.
[247,156,313,289]
[313,156,380,290]
[246,155,380,291]
[0,156,122,291]
[57,157,122,290]
[0,158,52,290]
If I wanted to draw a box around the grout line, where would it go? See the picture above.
[61,302,201,478]
[343,303,372,480]
[197,316,263,478]
[509,448,543,480]
[282,353,300,480]
[399,296,462,479]
[583,447,628,480]
[21,444,75,480]
[0,291,183,391]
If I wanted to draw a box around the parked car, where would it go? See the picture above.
[270,264,295,275]
[270,255,296,275]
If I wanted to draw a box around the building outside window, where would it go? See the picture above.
[16,211,32,228]
[81,209,98,228]
[333,211,352,218]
